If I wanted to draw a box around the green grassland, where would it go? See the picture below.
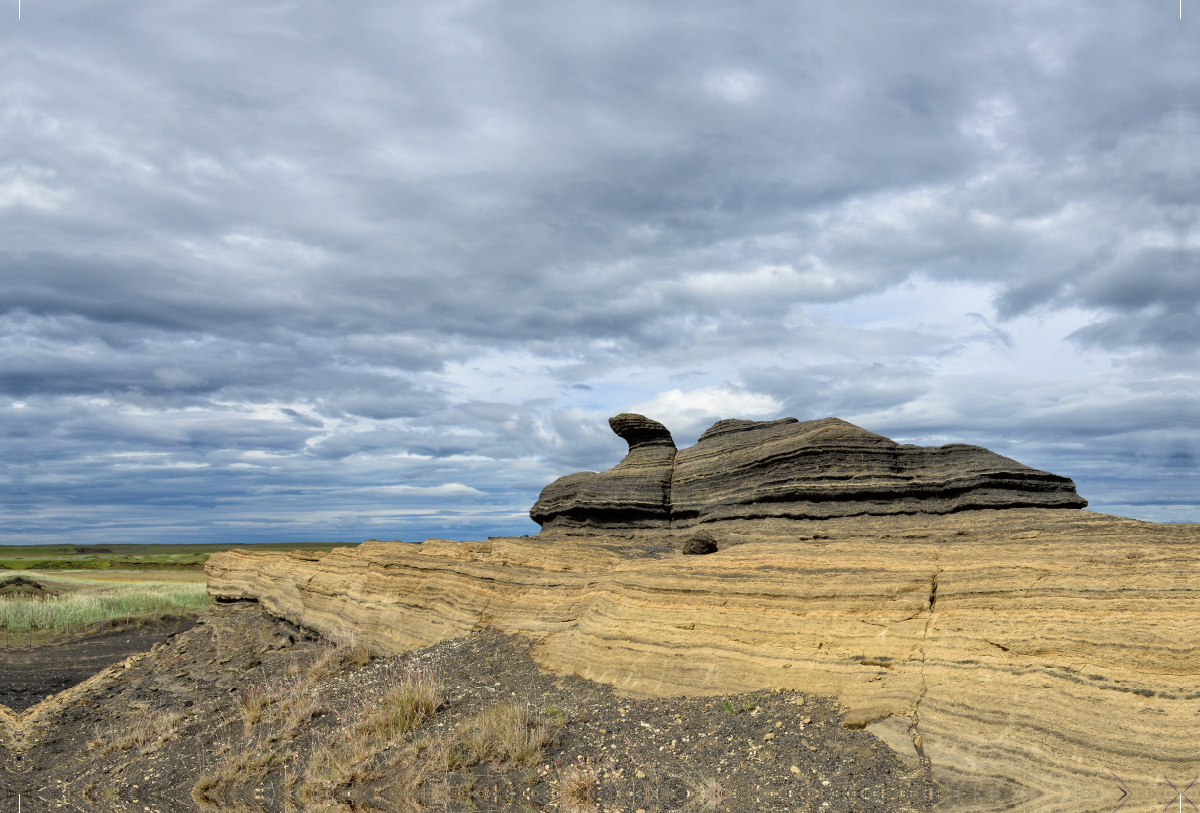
[0,574,213,636]
[0,541,358,572]
[0,541,359,640]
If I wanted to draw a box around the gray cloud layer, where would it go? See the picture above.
[2,0,1196,543]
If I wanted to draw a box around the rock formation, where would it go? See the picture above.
[207,511,1200,812]
[529,413,677,528]
[203,415,1187,811]
[531,414,1086,529]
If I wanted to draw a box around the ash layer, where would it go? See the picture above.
[532,414,1086,530]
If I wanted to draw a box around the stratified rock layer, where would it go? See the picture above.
[532,415,1086,529]
[207,511,1200,813]
[671,417,1086,526]
[530,414,676,529]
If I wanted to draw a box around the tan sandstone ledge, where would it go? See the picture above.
[207,508,1200,813]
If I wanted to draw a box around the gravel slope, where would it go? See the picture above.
[3,600,937,812]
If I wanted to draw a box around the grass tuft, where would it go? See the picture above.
[688,775,726,809]
[298,657,443,802]
[90,710,183,755]
[0,577,211,635]
[461,701,555,768]
[555,755,601,813]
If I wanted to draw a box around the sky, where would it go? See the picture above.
[2,1,1197,545]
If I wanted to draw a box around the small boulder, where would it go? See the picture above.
[682,531,718,555]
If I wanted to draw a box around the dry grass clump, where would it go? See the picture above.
[236,675,321,736]
[197,646,562,810]
[554,755,602,813]
[305,626,372,681]
[687,775,726,809]
[192,735,294,810]
[236,681,273,726]
[460,701,555,768]
[88,711,183,755]
[195,635,385,805]
[299,658,443,801]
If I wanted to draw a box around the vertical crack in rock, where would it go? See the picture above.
[474,596,493,631]
[911,566,940,767]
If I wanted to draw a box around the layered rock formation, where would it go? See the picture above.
[529,413,677,528]
[531,415,1086,529]
[208,511,1200,812]
[204,417,1176,811]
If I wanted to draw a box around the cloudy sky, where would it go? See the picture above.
[3,1,1196,545]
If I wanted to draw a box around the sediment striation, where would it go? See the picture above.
[206,417,1192,812]
[208,512,1200,813]
[529,413,677,529]
[531,415,1086,530]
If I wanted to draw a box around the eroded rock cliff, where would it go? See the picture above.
[208,511,1200,813]
[531,415,1086,530]
[205,417,1183,812]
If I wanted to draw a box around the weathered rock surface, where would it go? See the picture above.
[208,510,1200,812]
[531,415,1086,529]
[529,413,677,528]
[680,529,718,555]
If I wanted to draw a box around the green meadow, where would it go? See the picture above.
[0,542,357,640]
[0,574,212,637]
[0,541,354,573]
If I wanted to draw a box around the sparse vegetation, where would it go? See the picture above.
[299,657,443,800]
[554,755,602,813]
[0,577,211,635]
[305,627,372,680]
[688,775,726,809]
[0,541,356,574]
[88,710,183,755]
[460,700,555,767]
[48,607,938,812]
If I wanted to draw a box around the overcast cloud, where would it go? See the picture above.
[2,0,1196,544]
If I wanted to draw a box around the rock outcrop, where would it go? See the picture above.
[207,511,1200,812]
[529,414,677,529]
[203,415,1142,810]
[531,414,1086,529]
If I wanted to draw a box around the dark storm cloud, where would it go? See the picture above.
[2,0,1196,542]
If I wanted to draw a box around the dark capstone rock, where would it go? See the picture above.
[670,416,1087,526]
[531,414,1087,530]
[529,413,676,529]
[682,530,718,555]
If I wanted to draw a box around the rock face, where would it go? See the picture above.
[207,511,1200,812]
[531,414,1086,529]
[529,413,677,529]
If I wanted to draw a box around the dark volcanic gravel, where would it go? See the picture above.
[0,619,197,712]
[2,601,938,812]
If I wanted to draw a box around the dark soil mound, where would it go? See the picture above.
[0,576,57,598]
[0,618,197,712]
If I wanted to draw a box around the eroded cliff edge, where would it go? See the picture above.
[206,418,1195,813]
